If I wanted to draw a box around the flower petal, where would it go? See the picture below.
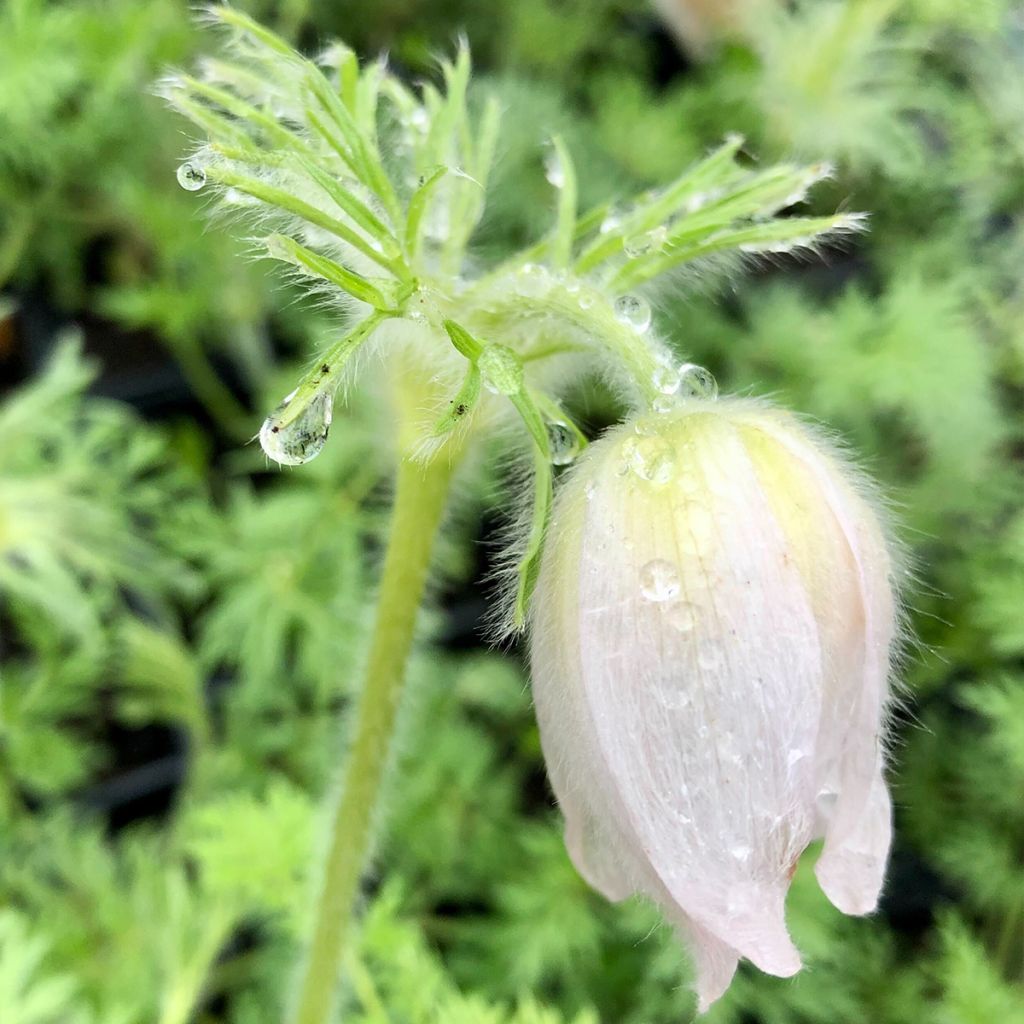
[573,414,818,965]
[815,766,892,914]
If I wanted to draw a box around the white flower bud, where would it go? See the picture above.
[529,399,899,1010]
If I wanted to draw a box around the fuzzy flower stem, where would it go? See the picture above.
[288,450,456,1024]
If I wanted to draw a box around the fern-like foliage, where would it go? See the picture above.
[0,338,202,644]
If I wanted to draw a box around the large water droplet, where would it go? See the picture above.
[259,391,333,466]
[678,363,718,399]
[640,559,680,602]
[546,421,579,466]
[622,435,675,486]
[613,294,652,333]
[177,161,207,191]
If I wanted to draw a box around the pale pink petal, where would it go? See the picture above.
[572,415,817,968]
[816,766,892,914]
[564,813,633,903]
[677,918,741,1012]
[738,407,896,913]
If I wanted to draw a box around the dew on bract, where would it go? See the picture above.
[613,294,652,333]
[176,161,207,191]
[544,150,565,189]
[639,558,680,602]
[259,391,333,466]
[516,263,550,298]
[409,106,429,132]
[600,212,622,234]
[624,226,667,259]
[546,421,580,466]
[678,363,718,399]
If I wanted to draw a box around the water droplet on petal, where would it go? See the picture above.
[730,843,753,863]
[177,161,207,191]
[546,421,580,466]
[613,294,652,333]
[666,600,696,632]
[259,391,333,466]
[698,645,724,672]
[678,363,718,399]
[640,559,680,602]
[622,435,675,486]
[815,788,839,821]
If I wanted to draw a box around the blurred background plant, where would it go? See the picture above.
[0,1,1022,1023]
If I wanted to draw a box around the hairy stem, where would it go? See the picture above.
[288,449,456,1024]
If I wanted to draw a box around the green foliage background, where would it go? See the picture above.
[1,0,1023,1022]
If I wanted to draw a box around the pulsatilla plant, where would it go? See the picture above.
[164,8,898,1022]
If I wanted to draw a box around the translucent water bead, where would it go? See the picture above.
[639,559,681,602]
[678,363,718,399]
[259,391,333,466]
[546,421,580,466]
[624,226,668,259]
[176,161,207,191]
[613,294,652,333]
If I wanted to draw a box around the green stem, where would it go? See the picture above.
[287,451,456,1024]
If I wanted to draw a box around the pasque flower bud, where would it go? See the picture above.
[529,399,898,1010]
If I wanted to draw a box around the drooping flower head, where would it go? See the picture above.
[529,398,899,1010]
